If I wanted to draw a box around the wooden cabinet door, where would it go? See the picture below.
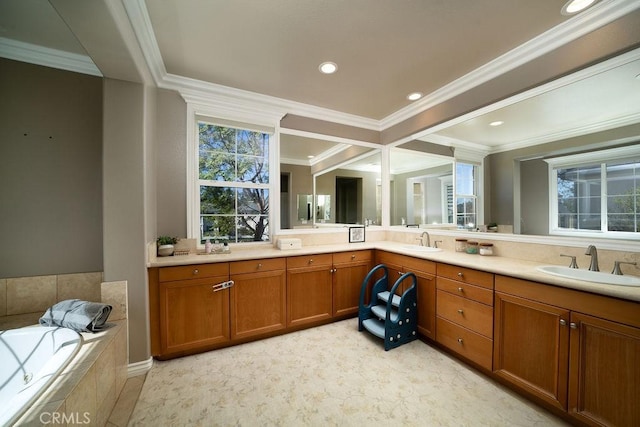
[568,312,640,427]
[493,291,570,411]
[287,265,333,327]
[230,269,286,340]
[414,269,436,340]
[333,259,371,317]
[159,275,230,354]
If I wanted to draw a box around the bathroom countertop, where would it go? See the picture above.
[148,241,640,303]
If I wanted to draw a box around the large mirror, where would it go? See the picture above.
[389,147,454,226]
[415,49,640,237]
[280,133,381,229]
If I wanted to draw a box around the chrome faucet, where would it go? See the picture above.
[420,231,431,247]
[585,245,599,272]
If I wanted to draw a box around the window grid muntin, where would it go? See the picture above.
[197,121,271,243]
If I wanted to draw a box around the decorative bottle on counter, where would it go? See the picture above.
[479,243,494,256]
[466,241,479,254]
[455,238,468,252]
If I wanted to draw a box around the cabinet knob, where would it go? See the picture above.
[457,287,464,292]
[570,322,578,329]
[457,272,463,277]
[193,269,199,275]
[309,259,313,264]
[257,263,262,269]
[457,309,464,314]
[351,254,356,259]
[560,319,567,326]
[457,338,464,344]
[398,271,403,276]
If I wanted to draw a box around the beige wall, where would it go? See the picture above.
[102,78,149,363]
[0,58,103,278]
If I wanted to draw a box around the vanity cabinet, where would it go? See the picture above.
[436,264,494,370]
[229,258,286,341]
[156,263,231,355]
[287,253,334,327]
[332,250,373,317]
[375,251,437,340]
[494,275,640,426]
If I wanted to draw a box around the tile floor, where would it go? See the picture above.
[121,318,568,426]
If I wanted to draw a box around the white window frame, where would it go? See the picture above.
[186,102,280,246]
[545,144,640,239]
[454,156,484,229]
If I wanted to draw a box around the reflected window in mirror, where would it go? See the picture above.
[456,162,478,229]
[390,147,454,226]
[545,145,640,237]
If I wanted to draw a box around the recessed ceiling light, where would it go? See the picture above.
[489,121,504,127]
[561,0,598,15]
[407,92,423,101]
[319,62,337,74]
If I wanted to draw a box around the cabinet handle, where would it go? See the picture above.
[559,319,567,326]
[457,272,463,278]
[398,271,403,276]
[457,287,464,292]
[457,338,463,344]
[457,309,464,314]
[193,269,199,275]
[309,259,313,264]
[212,280,234,292]
[351,255,356,260]
[257,263,262,269]
[330,268,336,273]
[570,322,578,329]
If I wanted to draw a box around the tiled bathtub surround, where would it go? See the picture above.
[0,279,129,427]
[0,272,103,317]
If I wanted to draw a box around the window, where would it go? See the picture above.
[547,146,640,236]
[455,162,478,228]
[197,120,271,243]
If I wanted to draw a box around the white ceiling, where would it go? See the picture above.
[1,0,639,160]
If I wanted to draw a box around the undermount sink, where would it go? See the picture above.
[400,245,442,253]
[536,265,640,287]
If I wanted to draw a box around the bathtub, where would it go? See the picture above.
[0,326,82,426]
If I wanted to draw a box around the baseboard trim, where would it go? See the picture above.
[128,357,153,377]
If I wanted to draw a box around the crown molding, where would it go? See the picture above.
[0,37,101,77]
[123,0,639,140]
[378,0,640,130]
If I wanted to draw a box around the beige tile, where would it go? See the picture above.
[57,272,103,303]
[97,383,117,427]
[0,278,6,316]
[114,324,129,394]
[6,275,57,315]
[65,364,97,425]
[108,375,146,427]
[101,281,128,321]
[96,340,116,404]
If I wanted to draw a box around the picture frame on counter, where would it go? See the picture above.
[349,226,365,243]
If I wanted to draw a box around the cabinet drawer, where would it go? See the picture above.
[401,256,436,275]
[437,263,494,289]
[437,317,493,370]
[437,277,494,306]
[375,250,404,268]
[437,290,493,338]
[230,258,285,275]
[159,263,229,282]
[333,250,372,264]
[287,253,333,269]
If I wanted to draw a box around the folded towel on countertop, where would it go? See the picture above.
[39,299,112,332]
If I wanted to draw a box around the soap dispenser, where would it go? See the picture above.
[205,238,212,254]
